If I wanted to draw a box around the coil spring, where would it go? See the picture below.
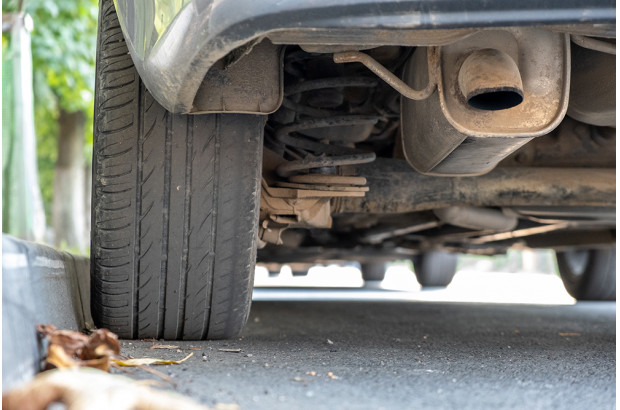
[268,50,380,183]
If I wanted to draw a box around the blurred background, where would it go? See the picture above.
[3,0,97,253]
[1,1,570,301]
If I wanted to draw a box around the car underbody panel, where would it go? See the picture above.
[113,0,614,114]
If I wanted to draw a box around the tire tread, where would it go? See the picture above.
[91,0,262,340]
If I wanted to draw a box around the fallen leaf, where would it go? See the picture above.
[306,371,317,376]
[293,376,305,383]
[113,352,194,367]
[218,348,242,353]
[188,348,201,351]
[37,324,119,371]
[82,329,120,359]
[327,339,334,345]
[37,324,88,358]
[148,345,180,350]
[558,332,581,337]
[2,368,208,410]
[47,345,111,372]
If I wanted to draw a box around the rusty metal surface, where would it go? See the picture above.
[571,35,616,54]
[337,159,616,214]
[401,28,570,176]
[501,117,616,168]
[433,206,518,232]
[567,42,616,127]
[260,180,333,246]
[288,175,367,186]
[419,28,570,137]
[191,40,283,114]
[333,47,439,101]
[457,48,523,110]
[276,153,376,178]
[275,181,369,193]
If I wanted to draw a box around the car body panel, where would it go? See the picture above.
[113,0,615,114]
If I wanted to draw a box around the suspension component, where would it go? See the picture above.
[260,48,392,245]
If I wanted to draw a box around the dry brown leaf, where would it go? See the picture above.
[37,324,121,372]
[47,345,110,372]
[188,347,201,351]
[37,324,88,358]
[148,345,180,350]
[113,352,194,367]
[81,329,120,359]
[46,345,79,369]
[2,368,208,410]
[558,332,581,337]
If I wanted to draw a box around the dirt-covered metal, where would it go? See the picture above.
[401,28,570,176]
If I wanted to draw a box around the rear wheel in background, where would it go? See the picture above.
[413,251,458,287]
[556,248,616,301]
[361,262,387,282]
[90,0,264,340]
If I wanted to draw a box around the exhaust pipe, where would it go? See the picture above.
[335,159,615,214]
[458,48,524,111]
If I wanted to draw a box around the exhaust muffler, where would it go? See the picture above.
[401,28,570,176]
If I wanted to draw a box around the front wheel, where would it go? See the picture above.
[90,0,264,340]
[556,248,616,301]
[413,251,458,287]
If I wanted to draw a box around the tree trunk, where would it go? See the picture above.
[53,109,85,251]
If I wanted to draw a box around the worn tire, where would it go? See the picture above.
[556,248,616,301]
[361,262,386,282]
[90,0,264,340]
[413,251,458,287]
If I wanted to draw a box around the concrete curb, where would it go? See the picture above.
[2,234,92,391]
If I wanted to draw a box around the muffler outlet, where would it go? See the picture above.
[400,28,570,176]
[458,48,524,111]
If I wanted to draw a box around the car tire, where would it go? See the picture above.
[90,0,264,340]
[360,262,386,282]
[413,251,458,287]
[556,248,616,301]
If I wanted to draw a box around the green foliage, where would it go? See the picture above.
[3,0,98,221]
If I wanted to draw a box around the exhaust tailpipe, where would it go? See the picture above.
[458,48,524,111]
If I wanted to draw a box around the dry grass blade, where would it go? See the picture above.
[149,345,180,350]
[113,352,194,367]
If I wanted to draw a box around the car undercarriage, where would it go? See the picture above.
[91,1,616,340]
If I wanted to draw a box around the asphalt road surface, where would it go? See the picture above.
[118,271,615,410]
